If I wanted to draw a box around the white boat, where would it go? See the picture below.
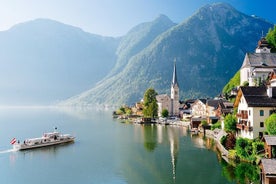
[12,129,75,151]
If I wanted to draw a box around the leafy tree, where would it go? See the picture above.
[161,109,169,118]
[235,138,252,159]
[235,163,260,184]
[143,88,158,118]
[211,121,221,130]
[266,25,276,52]
[265,113,276,135]
[252,141,264,155]
[224,114,237,133]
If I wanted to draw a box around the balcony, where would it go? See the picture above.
[236,113,248,119]
[236,123,253,131]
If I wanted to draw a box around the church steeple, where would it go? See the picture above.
[255,36,271,53]
[172,60,178,87]
[170,60,180,116]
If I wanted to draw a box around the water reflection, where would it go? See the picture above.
[136,125,195,183]
[221,160,260,184]
[0,108,260,184]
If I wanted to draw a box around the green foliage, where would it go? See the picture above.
[252,141,264,155]
[265,113,276,135]
[221,157,260,184]
[222,71,240,95]
[242,81,249,86]
[201,120,208,126]
[235,138,253,159]
[211,121,221,130]
[234,163,260,184]
[273,147,276,158]
[116,106,126,115]
[161,109,169,118]
[266,25,276,52]
[143,88,158,118]
[221,135,227,147]
[224,114,237,133]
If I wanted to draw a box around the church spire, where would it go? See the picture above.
[172,59,178,87]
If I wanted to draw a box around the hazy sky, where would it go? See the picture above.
[0,0,275,36]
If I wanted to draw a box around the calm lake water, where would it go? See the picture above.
[0,107,257,184]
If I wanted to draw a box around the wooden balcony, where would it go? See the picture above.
[236,123,253,131]
[236,113,248,119]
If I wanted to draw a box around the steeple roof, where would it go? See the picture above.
[172,61,178,87]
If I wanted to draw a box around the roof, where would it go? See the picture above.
[257,37,271,49]
[172,61,178,87]
[238,86,276,107]
[263,135,276,146]
[241,53,276,69]
[206,99,220,108]
[156,94,170,102]
[261,159,276,176]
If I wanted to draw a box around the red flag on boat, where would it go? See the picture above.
[10,138,16,145]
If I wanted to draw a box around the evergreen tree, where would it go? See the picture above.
[266,25,276,52]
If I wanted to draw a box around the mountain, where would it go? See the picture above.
[0,19,118,105]
[62,3,274,107]
[107,14,176,77]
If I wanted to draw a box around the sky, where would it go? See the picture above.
[0,0,275,37]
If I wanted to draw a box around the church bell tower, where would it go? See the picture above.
[171,60,179,116]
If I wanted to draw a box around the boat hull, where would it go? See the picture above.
[14,137,75,151]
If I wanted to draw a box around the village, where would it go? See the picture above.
[114,36,276,184]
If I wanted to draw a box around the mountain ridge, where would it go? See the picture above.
[0,3,274,106]
[0,18,119,105]
[61,3,274,106]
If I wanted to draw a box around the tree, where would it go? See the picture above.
[224,114,237,133]
[161,109,169,118]
[265,113,276,135]
[143,88,158,118]
[266,25,276,52]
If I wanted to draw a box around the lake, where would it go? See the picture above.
[0,107,258,184]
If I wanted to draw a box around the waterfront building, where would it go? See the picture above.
[191,99,207,117]
[234,84,276,139]
[240,37,276,86]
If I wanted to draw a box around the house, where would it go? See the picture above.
[260,159,276,184]
[191,99,207,117]
[234,85,276,139]
[156,62,180,117]
[240,37,276,86]
[206,99,220,124]
[263,135,276,159]
[206,99,233,124]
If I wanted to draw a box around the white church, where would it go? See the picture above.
[240,37,276,86]
[156,62,180,117]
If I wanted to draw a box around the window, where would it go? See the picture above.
[269,109,276,115]
[260,110,264,116]
[259,132,263,138]
[260,122,264,128]
[248,110,251,116]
